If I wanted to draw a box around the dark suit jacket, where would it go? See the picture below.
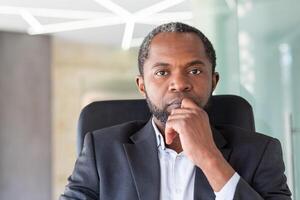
[60,120,291,200]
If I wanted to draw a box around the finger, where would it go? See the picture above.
[181,98,199,109]
[170,108,195,115]
[167,113,189,121]
[165,127,177,144]
[165,118,181,144]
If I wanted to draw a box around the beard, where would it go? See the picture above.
[145,92,212,125]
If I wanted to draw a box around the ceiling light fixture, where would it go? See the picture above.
[0,6,110,19]
[93,0,131,18]
[134,0,185,18]
[0,0,192,50]
[19,9,42,31]
[122,20,135,50]
[28,16,123,34]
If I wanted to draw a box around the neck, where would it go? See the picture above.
[153,117,165,134]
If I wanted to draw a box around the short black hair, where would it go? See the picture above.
[138,22,216,75]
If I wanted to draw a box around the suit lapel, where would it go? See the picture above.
[123,121,232,200]
[123,120,160,200]
[194,127,232,200]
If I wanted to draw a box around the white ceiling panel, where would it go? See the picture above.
[0,0,193,48]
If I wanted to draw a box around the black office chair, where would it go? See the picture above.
[77,94,255,155]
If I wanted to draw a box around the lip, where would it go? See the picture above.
[167,99,183,110]
[168,98,183,105]
[167,103,181,110]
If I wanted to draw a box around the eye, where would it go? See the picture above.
[155,70,169,76]
[189,68,201,75]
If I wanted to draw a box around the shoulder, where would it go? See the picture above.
[216,125,278,145]
[215,125,282,159]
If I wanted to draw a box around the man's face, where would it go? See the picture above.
[136,32,219,124]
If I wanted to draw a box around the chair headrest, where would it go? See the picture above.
[77,94,255,155]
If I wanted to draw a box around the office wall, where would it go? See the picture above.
[0,32,51,200]
[52,38,141,199]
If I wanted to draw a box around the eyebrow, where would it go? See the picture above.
[185,60,205,67]
[151,62,170,68]
[151,60,206,69]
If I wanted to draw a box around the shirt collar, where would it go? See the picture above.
[151,117,166,150]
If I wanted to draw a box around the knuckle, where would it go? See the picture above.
[181,119,189,129]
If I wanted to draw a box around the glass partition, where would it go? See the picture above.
[192,0,300,198]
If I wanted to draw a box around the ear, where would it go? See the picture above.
[136,75,146,97]
[212,72,219,92]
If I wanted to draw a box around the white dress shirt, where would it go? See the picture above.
[151,118,240,200]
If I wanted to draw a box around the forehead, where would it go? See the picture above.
[147,32,207,61]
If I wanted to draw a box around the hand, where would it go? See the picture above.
[165,98,219,166]
[165,98,235,191]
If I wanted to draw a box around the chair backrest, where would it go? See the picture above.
[77,94,255,155]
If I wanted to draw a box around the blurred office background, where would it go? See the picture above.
[0,0,299,199]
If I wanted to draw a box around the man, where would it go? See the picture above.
[60,22,291,200]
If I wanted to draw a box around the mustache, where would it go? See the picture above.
[144,91,211,125]
[168,99,182,107]
[166,93,202,109]
[163,93,205,113]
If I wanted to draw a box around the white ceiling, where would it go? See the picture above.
[0,0,193,48]
[1,0,299,48]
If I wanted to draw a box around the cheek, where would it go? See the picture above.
[192,77,213,102]
[194,76,212,91]
[144,78,168,106]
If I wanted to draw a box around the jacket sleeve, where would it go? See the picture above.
[59,132,99,200]
[234,138,292,200]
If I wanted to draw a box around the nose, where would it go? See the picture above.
[169,74,192,92]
